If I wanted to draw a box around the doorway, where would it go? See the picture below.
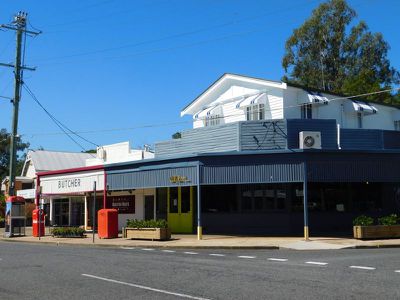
[53,199,69,226]
[144,195,155,220]
[167,186,193,233]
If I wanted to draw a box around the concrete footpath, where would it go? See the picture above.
[1,227,400,250]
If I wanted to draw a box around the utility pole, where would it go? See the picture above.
[0,12,40,197]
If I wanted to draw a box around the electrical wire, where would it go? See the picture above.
[21,87,400,138]
[22,82,99,154]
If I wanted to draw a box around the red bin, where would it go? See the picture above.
[32,209,45,237]
[98,209,118,239]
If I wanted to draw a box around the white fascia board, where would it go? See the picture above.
[180,74,287,117]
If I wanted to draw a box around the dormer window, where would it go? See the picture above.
[246,103,265,121]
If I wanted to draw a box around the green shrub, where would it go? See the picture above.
[353,215,374,226]
[126,219,168,229]
[52,227,85,237]
[378,214,399,226]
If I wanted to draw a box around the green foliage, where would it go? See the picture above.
[0,216,4,228]
[126,219,168,229]
[0,128,30,180]
[172,132,182,139]
[378,214,399,226]
[52,227,85,237]
[353,215,374,226]
[0,194,5,218]
[282,0,399,103]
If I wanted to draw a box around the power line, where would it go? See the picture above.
[31,0,319,64]
[22,82,99,155]
[21,87,400,138]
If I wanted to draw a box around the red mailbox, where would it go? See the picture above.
[98,209,118,239]
[32,208,45,237]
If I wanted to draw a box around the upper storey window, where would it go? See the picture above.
[246,103,265,121]
[301,104,312,119]
[194,105,222,127]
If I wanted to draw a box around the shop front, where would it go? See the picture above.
[37,166,156,231]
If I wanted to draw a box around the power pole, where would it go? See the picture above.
[0,12,41,197]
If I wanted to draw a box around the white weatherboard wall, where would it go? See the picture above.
[41,171,104,195]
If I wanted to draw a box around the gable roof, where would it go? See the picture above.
[180,73,287,117]
[22,150,94,175]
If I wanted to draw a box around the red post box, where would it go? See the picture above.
[32,209,45,237]
[98,209,118,239]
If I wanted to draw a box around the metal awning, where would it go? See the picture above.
[345,100,378,115]
[236,93,266,108]
[306,91,329,105]
[194,105,221,119]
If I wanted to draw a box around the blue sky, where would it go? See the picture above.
[0,0,398,153]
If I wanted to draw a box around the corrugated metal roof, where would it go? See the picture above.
[28,150,94,172]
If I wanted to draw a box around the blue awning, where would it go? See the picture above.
[306,90,329,105]
[345,100,378,115]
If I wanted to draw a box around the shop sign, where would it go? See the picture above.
[107,195,135,214]
[17,188,36,199]
[40,171,104,194]
[169,175,190,184]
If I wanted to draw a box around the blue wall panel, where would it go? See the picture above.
[340,129,383,150]
[286,119,338,149]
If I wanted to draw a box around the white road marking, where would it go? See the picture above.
[395,270,400,273]
[268,258,288,262]
[349,265,376,270]
[238,256,256,259]
[82,274,211,300]
[141,248,155,251]
[120,247,136,250]
[305,261,328,266]
[209,254,225,257]
[184,252,198,255]
[162,250,176,253]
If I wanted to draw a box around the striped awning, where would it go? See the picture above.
[194,105,221,119]
[306,91,329,104]
[345,100,378,115]
[236,93,266,108]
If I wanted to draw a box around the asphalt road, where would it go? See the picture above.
[0,242,399,300]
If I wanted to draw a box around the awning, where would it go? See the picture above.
[194,105,220,119]
[236,92,266,108]
[306,91,329,104]
[345,100,378,115]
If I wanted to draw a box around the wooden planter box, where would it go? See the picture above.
[353,225,400,239]
[125,228,171,241]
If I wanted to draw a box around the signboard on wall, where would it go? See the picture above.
[40,171,104,194]
[107,195,135,214]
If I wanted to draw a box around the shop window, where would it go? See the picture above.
[181,186,191,213]
[240,184,287,212]
[169,187,178,213]
[246,104,265,121]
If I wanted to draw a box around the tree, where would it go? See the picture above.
[282,0,399,103]
[0,128,30,181]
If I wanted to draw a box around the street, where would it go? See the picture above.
[0,242,399,299]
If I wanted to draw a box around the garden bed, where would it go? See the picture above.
[125,219,170,241]
[51,226,86,238]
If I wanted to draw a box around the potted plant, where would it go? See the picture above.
[125,219,171,241]
[51,226,86,238]
[353,214,400,239]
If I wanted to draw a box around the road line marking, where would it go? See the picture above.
[268,258,288,262]
[305,261,328,266]
[184,252,198,255]
[162,250,176,253]
[238,256,256,259]
[120,247,136,250]
[141,248,155,251]
[209,254,225,257]
[349,265,376,270]
[82,274,210,300]
[395,270,400,273]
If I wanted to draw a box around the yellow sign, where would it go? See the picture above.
[169,175,190,184]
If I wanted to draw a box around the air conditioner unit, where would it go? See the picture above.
[299,131,321,149]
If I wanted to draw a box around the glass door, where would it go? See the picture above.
[167,187,193,233]
[53,199,69,226]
